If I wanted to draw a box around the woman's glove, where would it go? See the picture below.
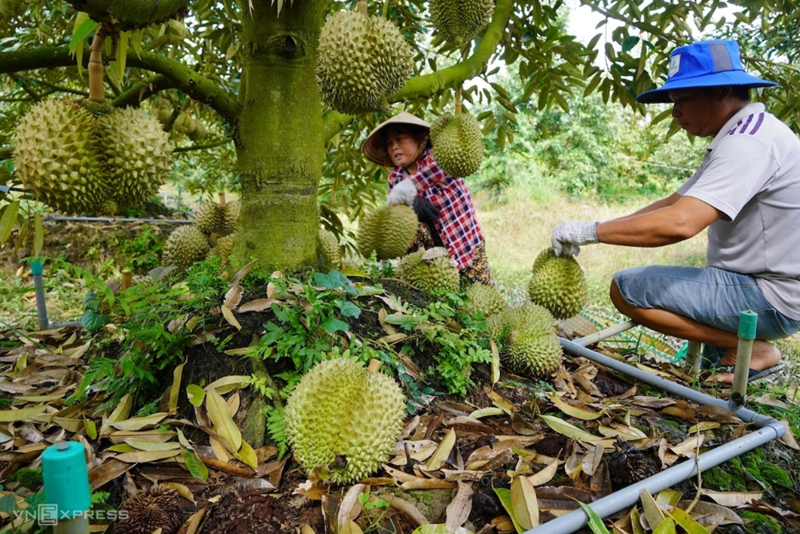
[387,178,418,207]
[551,221,599,257]
[412,196,440,226]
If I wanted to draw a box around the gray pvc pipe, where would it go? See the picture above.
[525,338,786,534]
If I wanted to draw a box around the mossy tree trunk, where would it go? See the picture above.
[233,0,329,272]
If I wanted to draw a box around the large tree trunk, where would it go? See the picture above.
[233,0,329,272]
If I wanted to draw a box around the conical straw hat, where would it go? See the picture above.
[361,112,431,166]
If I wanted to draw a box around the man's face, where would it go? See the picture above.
[669,88,728,137]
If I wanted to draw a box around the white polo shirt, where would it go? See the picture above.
[677,102,800,320]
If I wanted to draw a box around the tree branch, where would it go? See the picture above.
[111,74,173,108]
[388,0,514,102]
[576,0,679,44]
[322,110,354,143]
[0,45,241,123]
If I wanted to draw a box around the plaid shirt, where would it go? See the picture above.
[388,148,484,269]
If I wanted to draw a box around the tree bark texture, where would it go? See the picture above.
[233,0,329,272]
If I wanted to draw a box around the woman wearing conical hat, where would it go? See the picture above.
[362,112,493,285]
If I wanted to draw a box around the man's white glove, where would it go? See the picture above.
[551,221,599,257]
[387,178,418,207]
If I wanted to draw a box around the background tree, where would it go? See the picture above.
[1,0,799,271]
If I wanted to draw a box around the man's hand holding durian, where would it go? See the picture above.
[551,220,599,257]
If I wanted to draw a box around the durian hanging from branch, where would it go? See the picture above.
[12,22,173,215]
[429,0,495,45]
[316,0,414,115]
[430,84,485,178]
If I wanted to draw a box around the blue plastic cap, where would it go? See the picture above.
[42,442,91,518]
[738,310,758,340]
[30,260,43,276]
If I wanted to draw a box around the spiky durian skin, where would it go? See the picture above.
[162,225,210,270]
[487,303,561,377]
[429,0,494,44]
[96,107,173,210]
[357,205,418,260]
[430,113,484,178]
[13,99,106,215]
[222,200,241,235]
[316,11,414,115]
[62,0,189,29]
[319,229,341,271]
[194,201,224,234]
[285,358,406,484]
[397,253,461,297]
[527,248,588,319]
[461,283,509,317]
[206,234,234,263]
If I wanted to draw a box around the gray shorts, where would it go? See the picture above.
[613,265,800,340]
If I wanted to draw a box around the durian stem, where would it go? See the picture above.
[121,269,132,290]
[218,191,227,205]
[88,26,108,103]
[367,359,382,373]
[381,0,390,18]
[356,0,367,15]
[455,84,463,116]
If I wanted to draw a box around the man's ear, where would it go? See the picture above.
[715,86,733,101]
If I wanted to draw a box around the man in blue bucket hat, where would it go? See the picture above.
[550,40,800,383]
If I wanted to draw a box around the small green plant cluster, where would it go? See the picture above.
[116,225,165,272]
[63,259,227,413]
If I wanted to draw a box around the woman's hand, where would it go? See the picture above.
[387,178,418,206]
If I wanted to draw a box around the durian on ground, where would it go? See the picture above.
[285,358,406,484]
[527,247,588,320]
[487,302,562,378]
[396,249,460,298]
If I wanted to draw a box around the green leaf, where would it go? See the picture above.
[621,36,640,53]
[33,211,43,256]
[181,446,209,481]
[494,487,525,534]
[667,508,711,534]
[81,310,110,332]
[0,494,16,515]
[130,28,143,57]
[576,501,611,534]
[84,419,97,440]
[112,31,129,82]
[70,14,98,54]
[186,384,205,407]
[0,200,19,243]
[336,300,361,318]
[321,317,349,334]
[205,388,242,452]
[652,518,676,534]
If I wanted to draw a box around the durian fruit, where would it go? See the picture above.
[429,0,494,44]
[396,248,460,297]
[0,0,24,20]
[316,10,414,114]
[194,201,224,234]
[430,112,484,178]
[319,228,341,271]
[222,200,241,235]
[357,205,418,260]
[527,247,588,319]
[13,99,107,215]
[461,283,509,318]
[62,0,190,30]
[152,97,173,124]
[162,225,210,270]
[285,358,406,484]
[206,234,234,263]
[487,303,561,377]
[187,119,207,141]
[116,484,183,534]
[96,107,173,210]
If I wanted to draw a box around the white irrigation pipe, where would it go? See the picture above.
[526,337,786,534]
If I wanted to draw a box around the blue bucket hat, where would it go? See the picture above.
[637,40,777,104]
